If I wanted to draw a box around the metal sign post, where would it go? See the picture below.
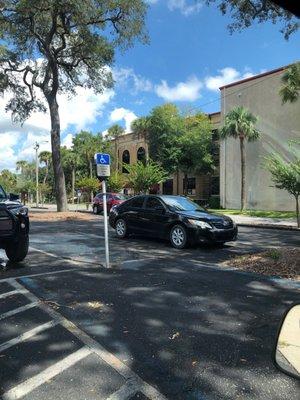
[95,153,111,268]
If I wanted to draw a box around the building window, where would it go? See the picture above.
[122,150,130,173]
[137,147,146,164]
[183,177,196,195]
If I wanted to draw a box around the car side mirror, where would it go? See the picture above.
[154,206,165,214]
[275,304,300,380]
[9,193,19,201]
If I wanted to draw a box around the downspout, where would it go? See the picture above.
[223,87,227,208]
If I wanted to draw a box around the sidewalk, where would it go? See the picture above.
[230,214,298,230]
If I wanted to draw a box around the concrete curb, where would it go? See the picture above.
[237,223,299,231]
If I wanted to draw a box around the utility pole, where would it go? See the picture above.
[34,142,40,208]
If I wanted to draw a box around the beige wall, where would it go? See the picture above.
[220,69,300,211]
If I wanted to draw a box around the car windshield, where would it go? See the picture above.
[114,194,127,200]
[162,196,205,212]
[0,186,7,200]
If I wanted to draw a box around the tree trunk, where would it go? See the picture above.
[48,97,67,212]
[239,137,246,211]
[176,169,179,195]
[43,162,48,185]
[296,194,299,228]
[72,167,75,205]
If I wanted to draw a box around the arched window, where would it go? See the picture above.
[137,147,146,164]
[122,150,130,173]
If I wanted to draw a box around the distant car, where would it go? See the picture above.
[0,185,29,262]
[92,193,127,214]
[109,195,238,249]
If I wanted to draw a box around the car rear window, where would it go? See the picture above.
[126,196,145,208]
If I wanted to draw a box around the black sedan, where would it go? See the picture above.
[109,195,237,249]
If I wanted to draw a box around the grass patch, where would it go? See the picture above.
[209,209,296,219]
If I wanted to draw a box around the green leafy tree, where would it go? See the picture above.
[16,160,29,175]
[220,106,261,211]
[76,177,100,203]
[178,113,214,195]
[131,116,149,135]
[107,124,125,171]
[265,146,300,227]
[0,0,147,211]
[39,151,52,184]
[124,160,167,194]
[107,171,125,193]
[0,169,17,192]
[205,1,299,39]
[279,62,300,104]
[62,148,80,204]
[147,104,184,174]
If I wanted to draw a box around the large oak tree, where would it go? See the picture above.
[0,0,147,211]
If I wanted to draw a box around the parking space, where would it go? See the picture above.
[0,277,166,399]
[0,215,299,399]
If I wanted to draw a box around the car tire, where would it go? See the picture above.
[170,224,188,249]
[93,205,99,215]
[115,218,128,238]
[5,234,29,262]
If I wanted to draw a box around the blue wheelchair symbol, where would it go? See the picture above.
[95,153,110,165]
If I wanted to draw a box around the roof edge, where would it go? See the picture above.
[219,63,297,90]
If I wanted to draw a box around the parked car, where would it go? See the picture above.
[109,195,238,249]
[0,185,29,262]
[92,192,127,214]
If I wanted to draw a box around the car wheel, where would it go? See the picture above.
[170,224,188,249]
[115,218,128,238]
[93,205,99,214]
[5,234,29,262]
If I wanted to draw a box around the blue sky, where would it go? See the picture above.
[0,0,299,170]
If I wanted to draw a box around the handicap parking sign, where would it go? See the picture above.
[95,153,110,165]
[95,153,110,178]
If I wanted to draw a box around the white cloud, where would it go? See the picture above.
[205,67,254,91]
[167,0,202,16]
[0,85,114,171]
[155,76,202,102]
[113,67,153,94]
[109,108,138,133]
[61,133,74,149]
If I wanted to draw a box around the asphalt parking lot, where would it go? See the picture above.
[0,215,299,400]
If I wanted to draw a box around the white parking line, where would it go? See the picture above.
[2,346,91,400]
[0,319,60,353]
[0,268,78,283]
[0,289,27,299]
[106,380,140,400]
[0,302,38,321]
[10,279,168,400]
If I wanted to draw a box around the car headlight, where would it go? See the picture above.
[10,206,28,216]
[188,219,211,229]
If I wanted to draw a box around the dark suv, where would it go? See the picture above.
[0,185,29,262]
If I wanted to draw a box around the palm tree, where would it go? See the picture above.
[220,106,260,211]
[107,124,124,171]
[39,151,52,184]
[280,62,300,104]
[63,149,79,204]
[16,160,29,175]
[131,116,149,136]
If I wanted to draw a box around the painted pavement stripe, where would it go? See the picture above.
[2,346,91,400]
[10,279,168,400]
[0,319,60,353]
[0,289,27,299]
[106,381,140,400]
[0,302,38,321]
[0,268,78,283]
